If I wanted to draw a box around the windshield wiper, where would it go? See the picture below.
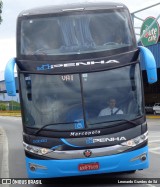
[33,48,49,55]
[34,122,75,135]
[114,119,138,126]
[89,119,138,127]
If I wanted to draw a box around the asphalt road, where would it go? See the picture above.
[0,116,160,187]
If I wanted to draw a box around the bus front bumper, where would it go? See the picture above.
[25,146,149,178]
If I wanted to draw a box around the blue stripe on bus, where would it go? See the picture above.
[60,138,83,148]
[50,145,63,150]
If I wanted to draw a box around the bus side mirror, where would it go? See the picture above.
[139,46,157,84]
[5,58,16,96]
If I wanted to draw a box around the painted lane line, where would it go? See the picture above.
[149,140,160,143]
[0,127,9,187]
[149,147,160,151]
[149,149,160,155]
[147,184,157,187]
[0,127,9,178]
[0,116,21,120]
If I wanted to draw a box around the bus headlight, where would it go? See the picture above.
[23,142,52,155]
[121,131,148,147]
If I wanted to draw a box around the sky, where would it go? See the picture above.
[0,0,160,72]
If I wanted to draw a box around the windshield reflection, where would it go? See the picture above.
[20,64,143,131]
[20,9,133,56]
[83,64,143,126]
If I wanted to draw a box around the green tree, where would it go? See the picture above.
[0,1,3,24]
[0,103,6,111]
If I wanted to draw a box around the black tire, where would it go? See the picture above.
[154,111,157,115]
[126,170,136,174]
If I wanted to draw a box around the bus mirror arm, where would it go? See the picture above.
[4,58,17,96]
[139,46,157,84]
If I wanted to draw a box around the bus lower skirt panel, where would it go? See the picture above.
[25,145,149,178]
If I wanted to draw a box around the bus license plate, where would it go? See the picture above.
[78,162,99,171]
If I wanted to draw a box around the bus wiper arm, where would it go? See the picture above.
[34,122,75,135]
[114,119,138,126]
[89,119,138,127]
[33,48,49,55]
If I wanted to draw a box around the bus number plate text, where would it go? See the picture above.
[78,162,99,171]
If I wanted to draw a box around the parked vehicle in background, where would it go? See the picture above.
[145,105,154,114]
[153,103,160,115]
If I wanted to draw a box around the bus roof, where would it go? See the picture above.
[18,2,127,17]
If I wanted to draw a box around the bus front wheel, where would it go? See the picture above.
[126,170,136,174]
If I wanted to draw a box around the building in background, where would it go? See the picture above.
[0,71,20,111]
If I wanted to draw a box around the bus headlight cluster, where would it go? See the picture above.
[23,142,51,155]
[121,131,148,147]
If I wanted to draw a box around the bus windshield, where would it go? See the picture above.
[20,9,134,56]
[20,63,143,131]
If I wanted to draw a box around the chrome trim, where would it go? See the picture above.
[44,144,130,159]
[29,163,48,170]
[62,8,84,12]
[24,131,148,160]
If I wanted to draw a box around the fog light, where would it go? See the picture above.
[141,154,147,161]
[131,152,147,162]
[29,164,36,171]
[29,163,47,171]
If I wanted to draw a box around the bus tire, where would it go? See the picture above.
[126,170,136,174]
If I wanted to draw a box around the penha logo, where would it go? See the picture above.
[86,137,126,144]
[37,60,120,71]
[140,17,159,47]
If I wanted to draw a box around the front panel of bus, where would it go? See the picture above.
[16,5,148,178]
